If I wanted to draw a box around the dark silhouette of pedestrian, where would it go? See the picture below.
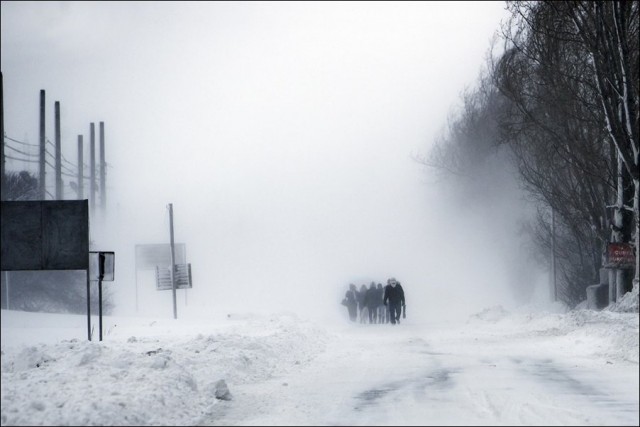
[383,277,405,325]
[357,284,368,323]
[341,284,358,321]
[365,282,378,324]
[376,283,387,323]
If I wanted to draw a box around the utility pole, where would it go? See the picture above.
[551,207,557,301]
[168,203,178,319]
[77,135,84,200]
[90,123,95,212]
[99,122,106,213]
[39,90,46,200]
[55,101,62,200]
[1,71,5,200]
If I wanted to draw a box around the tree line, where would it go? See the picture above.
[423,1,638,307]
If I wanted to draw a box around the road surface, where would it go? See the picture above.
[201,318,639,426]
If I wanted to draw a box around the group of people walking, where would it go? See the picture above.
[341,277,406,325]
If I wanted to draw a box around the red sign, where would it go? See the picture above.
[606,242,635,269]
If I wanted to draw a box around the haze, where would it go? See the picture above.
[1,1,546,322]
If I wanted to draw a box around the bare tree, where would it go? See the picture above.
[4,171,39,201]
[564,0,639,294]
[498,0,638,302]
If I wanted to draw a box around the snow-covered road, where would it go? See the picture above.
[2,305,638,426]
[202,314,639,426]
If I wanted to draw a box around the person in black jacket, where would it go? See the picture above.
[383,277,405,325]
[357,284,368,323]
[341,284,358,322]
[376,283,388,323]
[365,282,379,324]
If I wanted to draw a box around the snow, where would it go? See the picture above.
[1,295,638,426]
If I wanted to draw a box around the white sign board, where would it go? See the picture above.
[156,263,192,290]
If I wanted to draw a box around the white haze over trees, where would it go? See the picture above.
[0,1,546,322]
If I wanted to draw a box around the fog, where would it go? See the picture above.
[1,2,548,323]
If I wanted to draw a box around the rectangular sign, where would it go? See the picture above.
[605,242,635,269]
[135,243,186,271]
[1,200,89,271]
[155,263,192,290]
[89,251,115,281]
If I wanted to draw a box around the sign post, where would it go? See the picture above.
[90,251,114,341]
[168,203,177,320]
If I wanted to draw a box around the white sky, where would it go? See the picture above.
[1,300,638,426]
[0,1,547,320]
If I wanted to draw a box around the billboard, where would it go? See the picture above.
[1,200,89,271]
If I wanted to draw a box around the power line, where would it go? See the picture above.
[62,155,77,168]
[4,144,35,157]
[5,154,39,164]
[7,143,77,175]
[4,134,39,147]
[61,170,91,180]
[59,163,76,175]
[44,138,80,167]
[6,140,90,175]
[5,128,110,201]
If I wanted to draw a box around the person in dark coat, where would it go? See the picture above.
[365,282,378,324]
[341,284,358,321]
[357,284,368,323]
[383,277,405,325]
[376,283,387,323]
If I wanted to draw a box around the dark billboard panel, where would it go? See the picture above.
[0,201,42,270]
[1,200,89,271]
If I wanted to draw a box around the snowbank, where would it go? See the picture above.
[1,311,328,426]
[466,304,639,365]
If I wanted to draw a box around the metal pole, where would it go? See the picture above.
[77,135,83,200]
[168,203,177,319]
[98,279,103,341]
[551,207,557,301]
[86,270,92,341]
[39,90,45,200]
[98,252,104,341]
[99,122,106,213]
[90,123,95,212]
[1,71,5,201]
[55,101,62,200]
